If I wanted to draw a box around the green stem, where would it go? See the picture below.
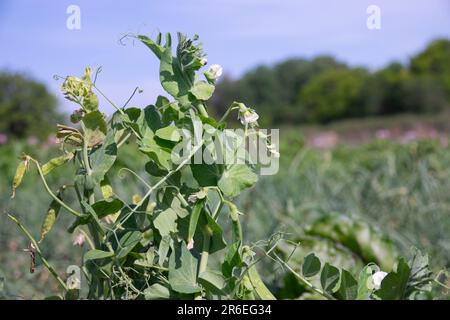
[197,103,209,118]
[8,214,69,291]
[218,106,239,124]
[30,159,82,218]
[198,227,211,275]
[116,141,205,230]
[274,254,336,300]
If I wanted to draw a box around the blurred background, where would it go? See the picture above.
[1,0,450,298]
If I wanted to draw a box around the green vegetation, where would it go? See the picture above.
[0,72,63,140]
[1,34,449,300]
[211,39,450,125]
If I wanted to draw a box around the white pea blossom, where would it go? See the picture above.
[200,58,208,66]
[205,64,223,81]
[73,232,85,247]
[187,238,195,250]
[372,271,388,289]
[267,144,280,158]
[238,109,259,125]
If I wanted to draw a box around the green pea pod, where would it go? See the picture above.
[40,187,65,242]
[248,265,276,300]
[11,156,29,199]
[228,203,242,244]
[188,200,204,243]
[42,153,74,176]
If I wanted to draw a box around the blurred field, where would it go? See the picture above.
[1,116,450,298]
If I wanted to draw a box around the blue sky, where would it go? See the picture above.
[1,0,450,114]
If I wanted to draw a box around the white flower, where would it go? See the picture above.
[267,144,280,158]
[200,58,208,66]
[187,238,195,250]
[205,64,223,81]
[73,233,85,247]
[239,110,259,125]
[372,271,388,289]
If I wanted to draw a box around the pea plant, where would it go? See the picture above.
[9,32,278,300]
[8,32,445,300]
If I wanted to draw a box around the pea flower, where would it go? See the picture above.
[204,64,223,82]
[267,143,280,158]
[238,109,259,126]
[372,271,388,289]
[73,232,85,247]
[187,238,195,251]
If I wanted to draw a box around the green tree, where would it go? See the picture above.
[0,72,62,140]
[410,39,450,100]
[298,68,369,123]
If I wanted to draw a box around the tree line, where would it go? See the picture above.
[210,39,450,126]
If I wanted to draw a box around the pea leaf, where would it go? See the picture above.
[302,253,321,278]
[169,242,201,294]
[144,284,170,300]
[198,270,227,295]
[83,111,107,146]
[91,199,123,219]
[190,81,215,101]
[90,132,117,185]
[337,269,358,300]
[374,258,411,300]
[218,164,257,198]
[155,126,181,142]
[191,163,223,187]
[153,208,178,237]
[320,262,340,293]
[84,249,114,262]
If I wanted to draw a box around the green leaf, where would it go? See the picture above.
[195,210,226,254]
[138,34,164,59]
[116,231,142,259]
[374,258,411,300]
[84,249,114,262]
[169,242,201,294]
[357,264,377,300]
[190,81,215,101]
[320,262,340,293]
[337,269,358,300]
[90,132,117,185]
[198,270,227,295]
[155,126,181,142]
[302,253,321,278]
[91,199,123,219]
[139,134,173,170]
[83,111,107,146]
[218,164,257,198]
[144,283,170,300]
[191,163,222,187]
[159,47,192,105]
[153,208,178,237]
[222,241,242,278]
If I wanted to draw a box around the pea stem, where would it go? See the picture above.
[7,214,69,292]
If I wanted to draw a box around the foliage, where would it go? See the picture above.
[211,38,450,125]
[0,72,63,140]
[8,32,279,300]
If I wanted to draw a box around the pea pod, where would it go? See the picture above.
[42,153,74,175]
[11,156,29,199]
[247,265,276,300]
[39,186,66,242]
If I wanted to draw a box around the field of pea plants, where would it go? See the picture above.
[0,32,449,300]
